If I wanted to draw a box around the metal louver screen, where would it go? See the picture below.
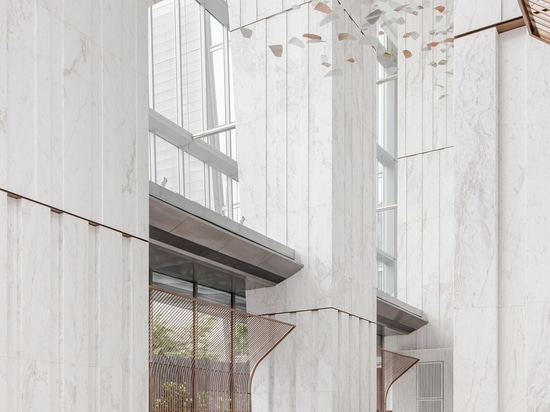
[377,348,419,412]
[519,0,550,44]
[149,286,294,412]
[417,362,443,398]
[418,399,443,412]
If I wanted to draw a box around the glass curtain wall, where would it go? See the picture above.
[148,0,240,221]
[376,32,398,296]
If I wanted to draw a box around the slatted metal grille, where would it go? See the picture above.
[149,286,294,411]
[377,348,419,412]
[519,0,550,43]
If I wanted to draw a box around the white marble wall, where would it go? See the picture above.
[387,0,455,354]
[453,28,500,412]
[497,28,550,411]
[232,0,377,321]
[251,310,377,412]
[455,0,521,35]
[229,0,378,410]
[0,0,150,239]
[0,0,150,410]
[452,23,550,412]
[0,194,149,411]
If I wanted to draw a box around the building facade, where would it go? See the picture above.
[2,0,550,411]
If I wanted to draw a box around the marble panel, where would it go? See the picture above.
[454,29,498,310]
[422,151,439,221]
[102,50,124,230]
[97,228,123,369]
[136,1,149,78]
[498,305,526,412]
[19,201,53,362]
[257,0,282,21]
[102,0,123,60]
[526,301,550,410]
[455,0,501,36]
[120,65,139,235]
[20,359,52,411]
[240,0,257,27]
[454,306,498,412]
[87,225,100,368]
[35,4,59,207]
[438,281,454,348]
[7,0,37,198]
[232,19,267,234]
[5,196,20,360]
[403,7,423,157]
[315,310,338,393]
[90,41,104,224]
[62,215,90,365]
[439,148,454,219]
[336,312,350,409]
[406,220,422,309]
[406,155,423,223]
[99,367,123,411]
[421,12,435,153]
[0,196,6,355]
[502,0,521,21]
[265,12,288,244]
[64,0,91,37]
[525,35,550,305]
[63,22,93,219]
[228,0,240,30]
[136,72,150,239]
[0,0,6,188]
[121,0,137,74]
[130,240,150,373]
[498,29,527,308]
[63,363,90,411]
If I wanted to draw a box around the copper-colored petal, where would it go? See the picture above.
[444,37,454,43]
[314,2,332,14]
[240,27,253,38]
[403,31,420,40]
[366,9,384,25]
[288,37,305,48]
[269,45,283,57]
[434,5,445,12]
[427,41,439,47]
[380,52,392,62]
[347,58,355,63]
[438,59,448,65]
[303,33,322,40]
[325,68,343,77]
[320,13,340,26]
[394,4,410,12]
[338,32,356,41]
[403,50,412,58]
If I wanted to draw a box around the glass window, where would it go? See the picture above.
[376,29,398,297]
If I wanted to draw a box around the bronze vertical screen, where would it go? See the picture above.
[149,286,294,411]
[377,347,419,412]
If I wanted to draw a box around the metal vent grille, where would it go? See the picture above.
[417,362,443,398]
[417,361,443,412]
[418,399,443,412]
[519,0,550,44]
